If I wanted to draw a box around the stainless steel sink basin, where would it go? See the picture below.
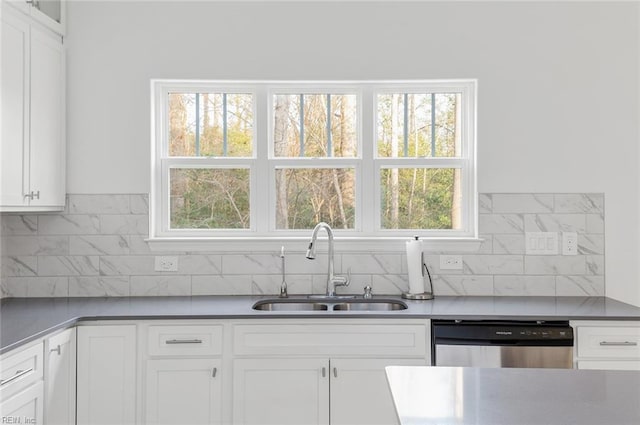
[252,299,328,311]
[252,298,408,312]
[332,300,408,311]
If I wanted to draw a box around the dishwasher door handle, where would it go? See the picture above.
[599,341,638,347]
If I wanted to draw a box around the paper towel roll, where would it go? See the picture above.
[406,238,424,294]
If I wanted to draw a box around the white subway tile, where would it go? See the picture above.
[492,194,553,213]
[578,235,604,255]
[130,275,191,296]
[2,236,68,256]
[178,255,222,275]
[70,235,130,255]
[432,275,494,296]
[251,274,313,296]
[493,235,525,254]
[100,215,148,235]
[2,256,38,276]
[67,194,130,214]
[1,216,37,235]
[38,256,100,276]
[586,214,604,234]
[342,253,402,274]
[523,214,586,233]
[69,277,130,297]
[556,276,604,296]
[371,275,408,295]
[494,275,556,296]
[129,194,149,214]
[2,277,69,297]
[192,275,251,296]
[463,255,524,275]
[222,254,281,275]
[478,194,493,213]
[100,256,155,275]
[479,214,524,234]
[554,194,604,214]
[586,255,605,275]
[524,256,586,275]
[38,215,100,235]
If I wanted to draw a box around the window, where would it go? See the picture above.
[150,80,477,247]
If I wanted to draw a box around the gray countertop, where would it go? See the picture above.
[2,295,640,354]
[385,366,640,425]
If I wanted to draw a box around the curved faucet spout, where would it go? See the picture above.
[306,222,348,297]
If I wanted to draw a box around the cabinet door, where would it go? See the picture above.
[330,358,428,425]
[0,8,29,207]
[77,325,136,425]
[577,360,640,371]
[0,381,44,425]
[145,359,222,425]
[29,24,64,208]
[44,328,75,425]
[233,358,329,425]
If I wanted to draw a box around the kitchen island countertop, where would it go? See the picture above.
[386,365,640,425]
[2,295,640,354]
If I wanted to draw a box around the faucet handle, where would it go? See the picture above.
[333,268,351,287]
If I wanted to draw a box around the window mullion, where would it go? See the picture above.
[361,86,374,234]
[255,86,269,234]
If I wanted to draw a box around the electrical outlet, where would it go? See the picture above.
[154,256,178,272]
[440,255,463,270]
[562,232,578,255]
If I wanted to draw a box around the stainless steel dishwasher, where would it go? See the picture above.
[432,320,574,368]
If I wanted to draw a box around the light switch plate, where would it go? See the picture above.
[525,232,558,255]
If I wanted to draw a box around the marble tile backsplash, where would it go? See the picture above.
[0,193,605,298]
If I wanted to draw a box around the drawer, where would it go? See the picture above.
[0,342,43,399]
[576,326,640,359]
[233,322,429,357]
[577,360,640,371]
[147,325,223,356]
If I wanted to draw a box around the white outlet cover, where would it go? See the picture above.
[562,232,578,256]
[440,255,463,270]
[154,256,178,272]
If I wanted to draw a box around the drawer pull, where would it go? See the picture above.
[0,368,34,386]
[212,368,217,378]
[322,367,326,378]
[333,367,338,378]
[50,344,61,355]
[599,341,638,347]
[165,339,203,345]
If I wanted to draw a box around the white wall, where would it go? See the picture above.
[65,1,640,305]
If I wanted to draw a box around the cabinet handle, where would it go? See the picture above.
[321,367,326,378]
[24,191,40,200]
[599,341,638,347]
[50,344,61,355]
[0,368,34,386]
[165,339,203,345]
[333,367,338,378]
[212,368,217,378]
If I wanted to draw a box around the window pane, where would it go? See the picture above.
[377,93,461,158]
[273,94,357,157]
[275,168,355,229]
[169,93,253,157]
[380,168,462,230]
[170,168,250,229]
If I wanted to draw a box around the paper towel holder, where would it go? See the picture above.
[402,239,434,301]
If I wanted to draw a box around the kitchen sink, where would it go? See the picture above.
[252,299,328,311]
[332,300,408,311]
[252,298,407,312]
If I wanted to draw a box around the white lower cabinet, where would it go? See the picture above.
[0,380,44,425]
[571,320,640,370]
[329,358,427,425]
[145,358,223,425]
[76,325,137,425]
[44,328,76,425]
[231,319,431,425]
[233,358,329,425]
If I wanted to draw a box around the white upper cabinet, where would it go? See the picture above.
[6,0,65,35]
[1,3,65,212]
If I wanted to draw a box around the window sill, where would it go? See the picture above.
[145,236,484,253]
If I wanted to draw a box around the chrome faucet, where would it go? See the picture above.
[306,222,350,297]
[279,246,288,298]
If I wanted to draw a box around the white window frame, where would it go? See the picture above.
[149,80,480,252]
